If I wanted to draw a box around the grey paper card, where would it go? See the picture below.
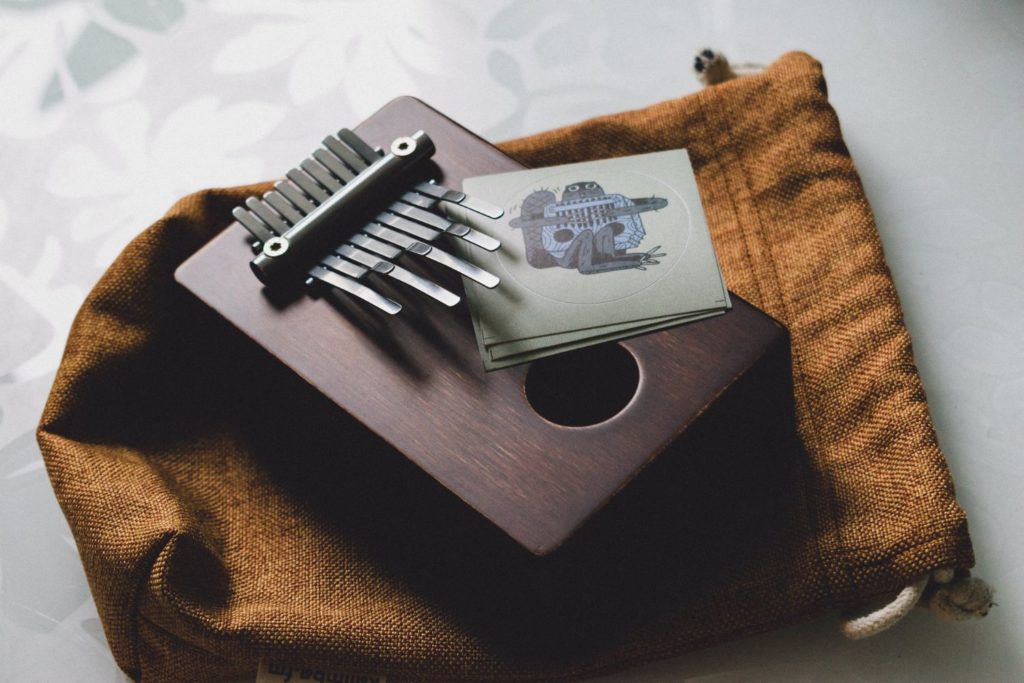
[448,149,731,370]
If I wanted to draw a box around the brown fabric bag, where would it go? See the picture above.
[38,52,973,682]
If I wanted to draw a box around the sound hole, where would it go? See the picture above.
[524,343,640,427]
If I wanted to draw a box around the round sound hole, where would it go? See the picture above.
[524,343,640,427]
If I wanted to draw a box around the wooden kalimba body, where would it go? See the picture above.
[176,97,793,555]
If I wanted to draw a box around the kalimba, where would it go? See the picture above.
[176,97,794,555]
[229,127,503,314]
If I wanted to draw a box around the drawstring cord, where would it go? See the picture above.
[840,567,995,640]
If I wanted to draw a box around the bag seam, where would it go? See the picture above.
[692,81,843,602]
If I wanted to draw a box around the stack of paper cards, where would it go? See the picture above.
[446,149,731,371]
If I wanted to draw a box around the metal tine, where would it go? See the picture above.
[350,233,402,260]
[318,209,461,307]
[296,157,452,297]
[274,179,317,214]
[387,202,501,252]
[334,128,505,221]
[333,245,460,307]
[308,265,401,315]
[317,135,500,252]
[389,202,453,232]
[263,190,304,224]
[350,232,474,303]
[300,158,342,193]
[375,212,442,243]
[283,130,500,309]
[323,135,369,172]
[414,243,500,288]
[413,181,504,219]
[362,213,466,279]
[297,149,460,294]
[315,253,403,313]
[335,128,379,165]
[398,191,437,210]
[401,187,504,246]
[286,168,331,203]
[234,129,507,315]
[233,207,274,244]
[313,148,355,182]
[411,182,455,202]
[367,212,490,266]
[315,255,408,313]
[364,222,439,252]
[364,223,500,288]
[312,153,426,237]
[311,148,497,252]
[319,146,436,220]
[321,252,369,280]
[336,244,406,277]
[320,145,412,213]
[453,194,504,220]
[422,207,499,252]
[320,252,389,295]
[246,197,289,235]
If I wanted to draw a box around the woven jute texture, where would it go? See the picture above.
[39,52,973,682]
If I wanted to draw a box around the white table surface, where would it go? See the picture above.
[1,1,1021,681]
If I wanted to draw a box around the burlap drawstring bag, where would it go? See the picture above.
[38,52,976,682]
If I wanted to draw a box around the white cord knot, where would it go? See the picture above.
[925,574,996,621]
[693,49,764,86]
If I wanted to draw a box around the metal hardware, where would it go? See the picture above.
[229,128,503,313]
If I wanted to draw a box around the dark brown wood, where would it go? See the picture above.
[175,97,791,555]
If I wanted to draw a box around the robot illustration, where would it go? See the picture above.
[508,181,668,274]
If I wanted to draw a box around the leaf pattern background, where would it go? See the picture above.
[0,1,1022,680]
[46,97,287,266]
